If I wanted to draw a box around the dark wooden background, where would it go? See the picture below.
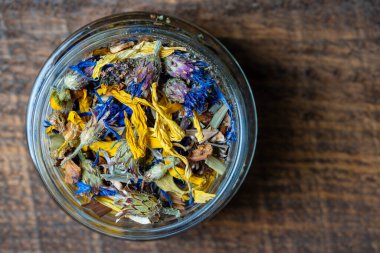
[1,1,380,252]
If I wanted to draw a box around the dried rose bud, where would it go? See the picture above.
[198,111,214,125]
[219,114,231,134]
[63,160,81,184]
[164,54,195,80]
[63,122,80,147]
[164,78,189,103]
[188,144,213,162]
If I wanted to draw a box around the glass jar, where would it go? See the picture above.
[26,12,257,240]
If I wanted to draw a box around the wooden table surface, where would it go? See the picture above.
[1,1,379,252]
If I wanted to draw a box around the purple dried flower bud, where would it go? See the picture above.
[126,41,162,98]
[164,54,195,80]
[100,62,130,85]
[164,78,189,103]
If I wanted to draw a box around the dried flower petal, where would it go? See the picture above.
[205,156,227,175]
[63,160,81,184]
[164,78,189,103]
[78,89,92,113]
[193,189,215,204]
[188,144,213,162]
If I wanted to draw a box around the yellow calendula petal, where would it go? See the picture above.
[168,167,205,186]
[94,196,122,213]
[197,171,217,192]
[181,194,190,201]
[92,41,187,79]
[46,125,56,135]
[151,83,185,141]
[137,41,187,58]
[193,190,215,204]
[130,104,148,157]
[124,112,144,159]
[111,89,152,107]
[160,46,187,58]
[96,84,110,96]
[163,103,182,114]
[147,137,162,148]
[67,111,85,130]
[112,86,184,141]
[155,173,187,195]
[92,42,146,79]
[88,141,121,157]
[193,111,204,142]
[79,89,92,113]
[154,116,189,172]
[50,90,62,110]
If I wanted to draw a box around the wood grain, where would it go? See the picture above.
[1,0,380,252]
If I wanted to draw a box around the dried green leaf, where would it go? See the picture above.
[209,104,228,129]
[205,156,226,175]
[155,173,187,195]
[161,207,181,218]
[49,134,65,151]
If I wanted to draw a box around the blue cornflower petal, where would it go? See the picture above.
[129,178,143,191]
[188,190,194,206]
[194,60,209,69]
[75,182,92,195]
[102,120,121,141]
[126,81,144,98]
[213,86,231,110]
[213,85,236,141]
[94,89,104,105]
[96,96,114,120]
[160,189,173,207]
[97,187,117,196]
[124,106,133,117]
[69,58,97,82]
[92,151,99,167]
[78,111,92,117]
[43,120,51,128]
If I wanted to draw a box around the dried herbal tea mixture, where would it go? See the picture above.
[45,37,236,224]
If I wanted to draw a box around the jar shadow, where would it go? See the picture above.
[213,37,300,218]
